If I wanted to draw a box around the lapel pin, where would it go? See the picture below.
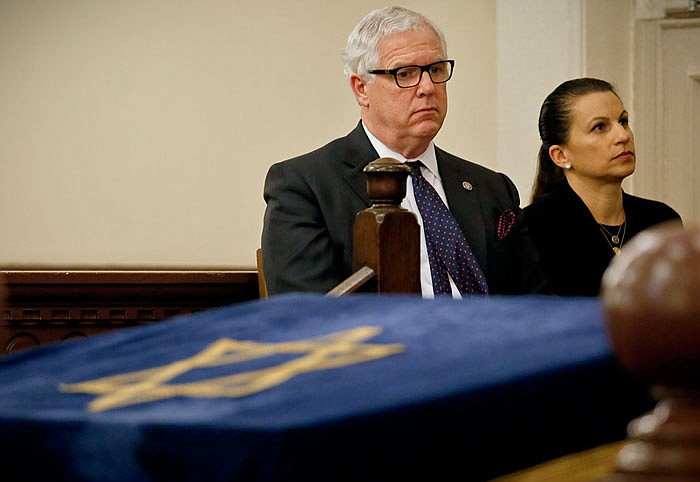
[462,180,473,191]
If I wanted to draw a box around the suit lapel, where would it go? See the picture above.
[341,122,379,207]
[437,151,488,272]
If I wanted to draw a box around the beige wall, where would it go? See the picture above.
[0,0,634,269]
[498,0,585,204]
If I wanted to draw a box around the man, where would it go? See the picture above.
[262,6,547,297]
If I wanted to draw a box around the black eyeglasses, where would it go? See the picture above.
[368,60,455,88]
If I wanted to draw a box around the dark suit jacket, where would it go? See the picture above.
[523,180,682,296]
[262,122,548,295]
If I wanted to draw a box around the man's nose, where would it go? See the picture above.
[416,70,436,93]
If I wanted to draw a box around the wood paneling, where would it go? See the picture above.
[0,270,259,356]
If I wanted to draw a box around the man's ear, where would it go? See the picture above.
[350,74,369,107]
[548,145,570,169]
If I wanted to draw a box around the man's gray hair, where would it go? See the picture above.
[342,6,448,84]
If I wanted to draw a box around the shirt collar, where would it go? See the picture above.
[361,121,440,178]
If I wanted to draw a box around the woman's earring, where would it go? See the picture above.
[564,163,572,170]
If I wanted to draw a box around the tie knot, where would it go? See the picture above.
[406,160,424,177]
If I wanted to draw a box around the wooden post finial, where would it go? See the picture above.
[363,157,411,206]
[598,221,700,480]
[352,158,420,294]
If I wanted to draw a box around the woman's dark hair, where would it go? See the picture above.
[531,77,619,203]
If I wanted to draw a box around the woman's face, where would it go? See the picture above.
[558,90,636,183]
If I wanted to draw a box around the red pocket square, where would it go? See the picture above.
[497,208,518,240]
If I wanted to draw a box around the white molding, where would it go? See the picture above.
[635,0,696,19]
[659,17,700,27]
[636,0,666,19]
[572,0,584,76]
[654,20,666,194]
[692,79,700,215]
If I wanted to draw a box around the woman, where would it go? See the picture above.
[523,78,682,296]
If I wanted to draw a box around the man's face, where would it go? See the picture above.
[355,28,448,158]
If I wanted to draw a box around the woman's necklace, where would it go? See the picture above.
[598,221,626,255]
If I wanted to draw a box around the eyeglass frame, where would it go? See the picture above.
[368,60,455,88]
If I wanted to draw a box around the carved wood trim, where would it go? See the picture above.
[0,270,259,355]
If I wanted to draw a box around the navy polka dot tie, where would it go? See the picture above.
[407,161,489,296]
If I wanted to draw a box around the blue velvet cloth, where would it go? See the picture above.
[0,293,651,481]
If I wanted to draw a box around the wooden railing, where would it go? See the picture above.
[0,269,258,356]
[327,157,420,296]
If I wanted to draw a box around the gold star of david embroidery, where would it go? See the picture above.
[60,325,404,412]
